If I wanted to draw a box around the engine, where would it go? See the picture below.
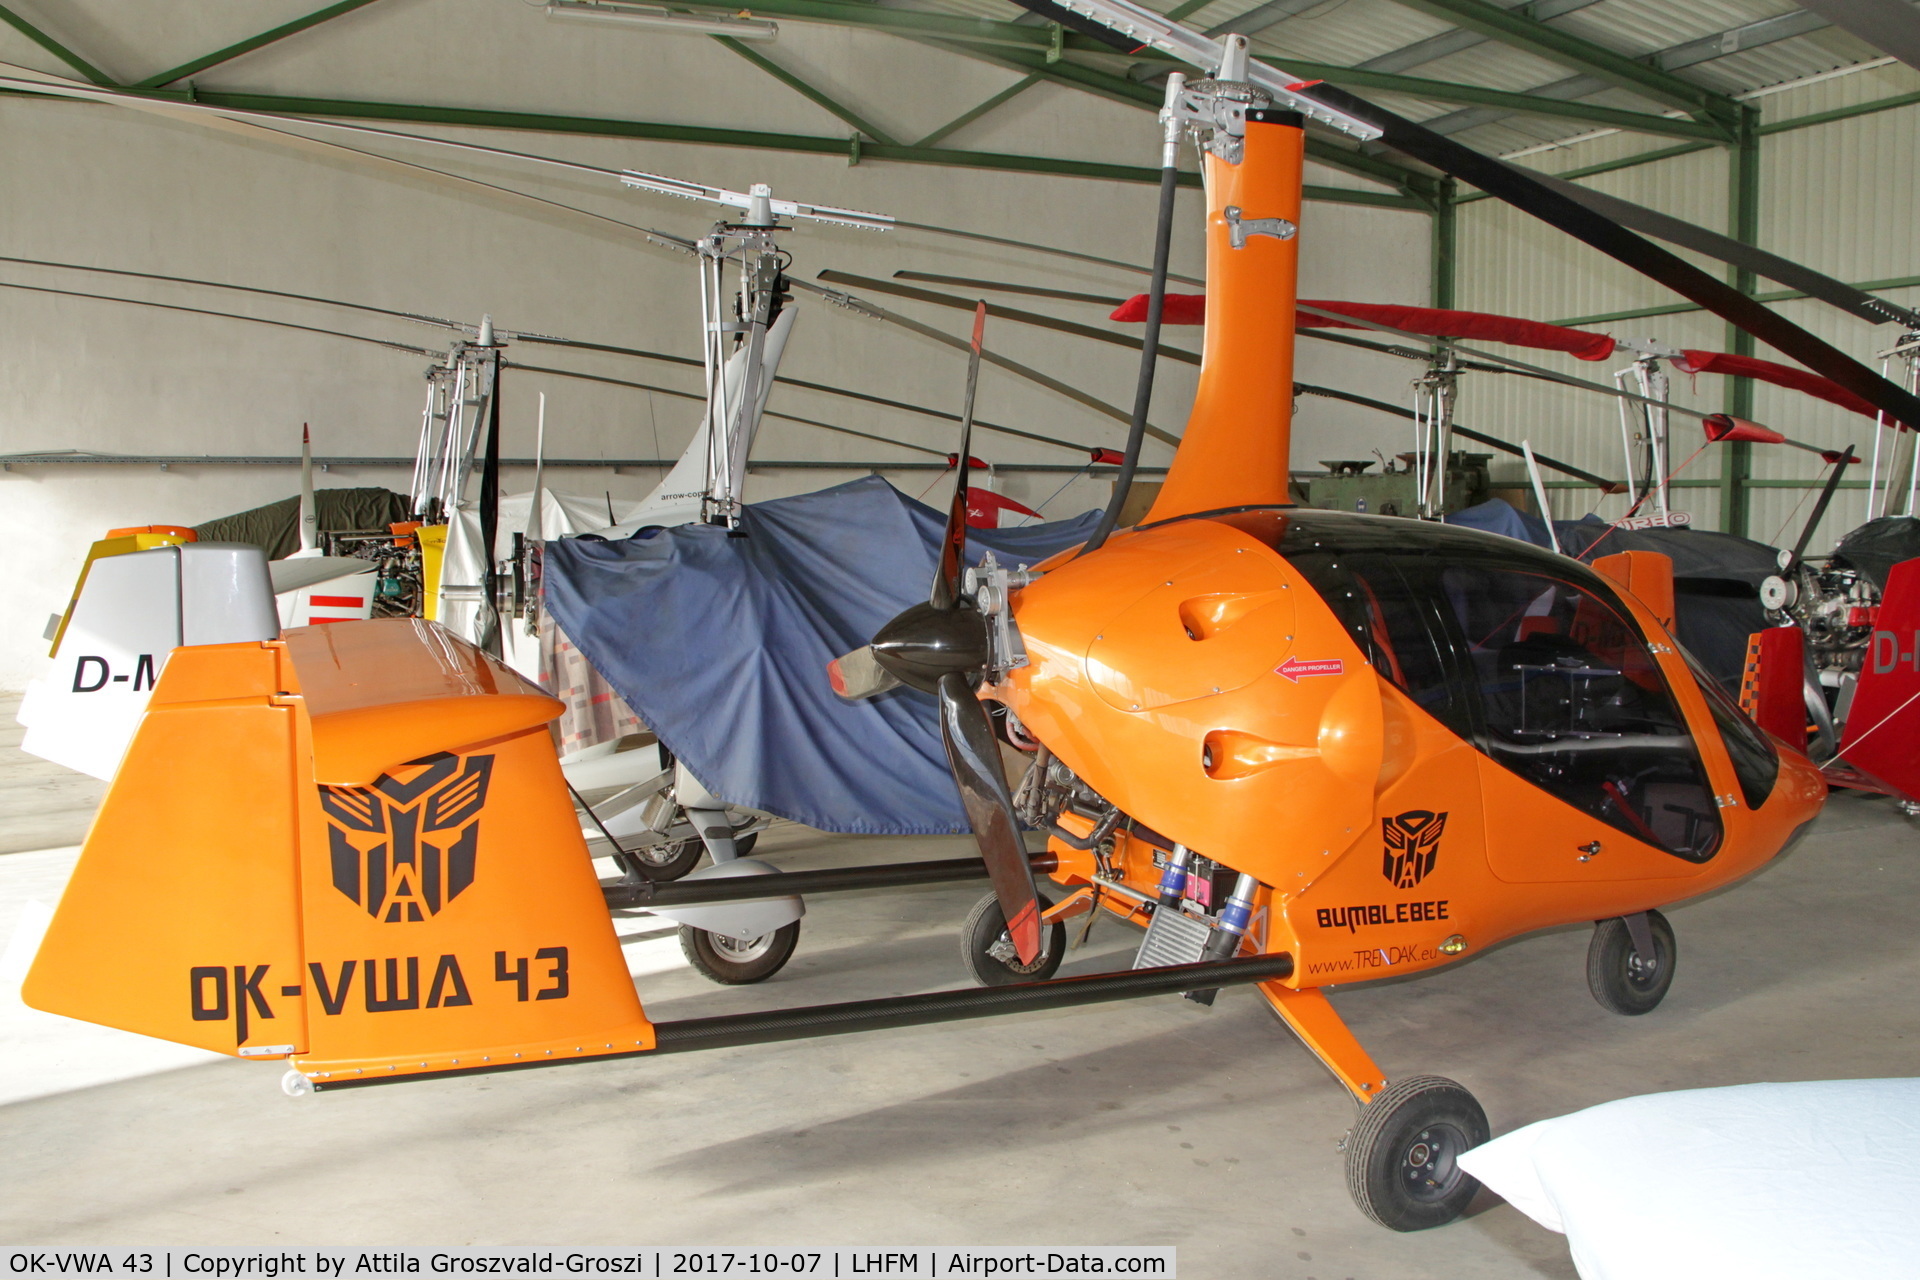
[1761,558,1880,677]
[1764,515,1920,683]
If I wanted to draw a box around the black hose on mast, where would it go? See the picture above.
[1082,73,1187,556]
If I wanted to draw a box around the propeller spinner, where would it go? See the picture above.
[828,304,1045,964]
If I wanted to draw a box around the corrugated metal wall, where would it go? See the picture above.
[1452,61,1920,553]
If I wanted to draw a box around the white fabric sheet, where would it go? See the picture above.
[1459,1079,1920,1279]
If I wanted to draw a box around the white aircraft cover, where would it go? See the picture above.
[1459,1078,1920,1279]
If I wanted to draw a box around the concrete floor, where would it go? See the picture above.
[1,728,1917,1276]
[0,693,105,854]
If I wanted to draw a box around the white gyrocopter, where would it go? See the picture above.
[415,177,896,941]
[15,423,377,783]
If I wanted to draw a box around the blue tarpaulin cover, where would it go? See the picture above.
[1446,497,1553,547]
[542,476,1100,835]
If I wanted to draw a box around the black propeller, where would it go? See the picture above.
[827,304,1046,964]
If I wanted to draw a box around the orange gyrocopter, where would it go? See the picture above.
[32,11,1908,1233]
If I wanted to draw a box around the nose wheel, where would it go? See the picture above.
[960,890,1066,986]
[1587,909,1676,1015]
[1344,1074,1489,1231]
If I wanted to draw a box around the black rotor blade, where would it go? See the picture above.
[1523,174,1920,329]
[1295,82,1920,430]
[938,672,1043,965]
[933,302,988,611]
[994,0,1148,53]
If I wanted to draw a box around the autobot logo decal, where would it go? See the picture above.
[1382,809,1448,889]
[319,752,494,922]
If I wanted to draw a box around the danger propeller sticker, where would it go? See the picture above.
[1275,656,1344,682]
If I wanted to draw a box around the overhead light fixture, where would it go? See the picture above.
[544,0,777,40]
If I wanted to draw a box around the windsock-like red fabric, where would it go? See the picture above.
[1677,350,1882,420]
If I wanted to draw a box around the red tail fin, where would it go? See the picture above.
[1738,625,1808,750]
[1836,559,1920,801]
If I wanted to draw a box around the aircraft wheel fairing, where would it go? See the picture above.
[1345,1074,1489,1231]
[1587,910,1677,1015]
[961,890,1066,987]
[680,921,800,985]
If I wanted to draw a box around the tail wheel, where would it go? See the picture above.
[1587,910,1676,1015]
[1344,1075,1489,1232]
[679,921,800,985]
[960,890,1065,987]
[611,822,753,884]
[617,837,702,882]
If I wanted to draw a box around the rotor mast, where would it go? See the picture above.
[1145,43,1307,523]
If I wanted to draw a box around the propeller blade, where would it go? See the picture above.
[827,645,903,700]
[937,672,1042,965]
[932,302,987,611]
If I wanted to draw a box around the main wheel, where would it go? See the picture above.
[1586,910,1676,1015]
[679,921,800,984]
[617,836,703,882]
[1345,1075,1489,1231]
[960,890,1066,987]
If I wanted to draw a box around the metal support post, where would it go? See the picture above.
[1718,106,1761,537]
[1430,178,1457,312]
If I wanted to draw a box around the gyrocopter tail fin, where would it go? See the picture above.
[23,616,655,1085]
[1739,625,1812,751]
[1831,559,1920,802]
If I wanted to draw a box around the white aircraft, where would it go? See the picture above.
[270,424,380,626]
[417,181,880,926]
[17,424,376,782]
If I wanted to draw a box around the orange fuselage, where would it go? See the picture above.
[992,508,1826,986]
